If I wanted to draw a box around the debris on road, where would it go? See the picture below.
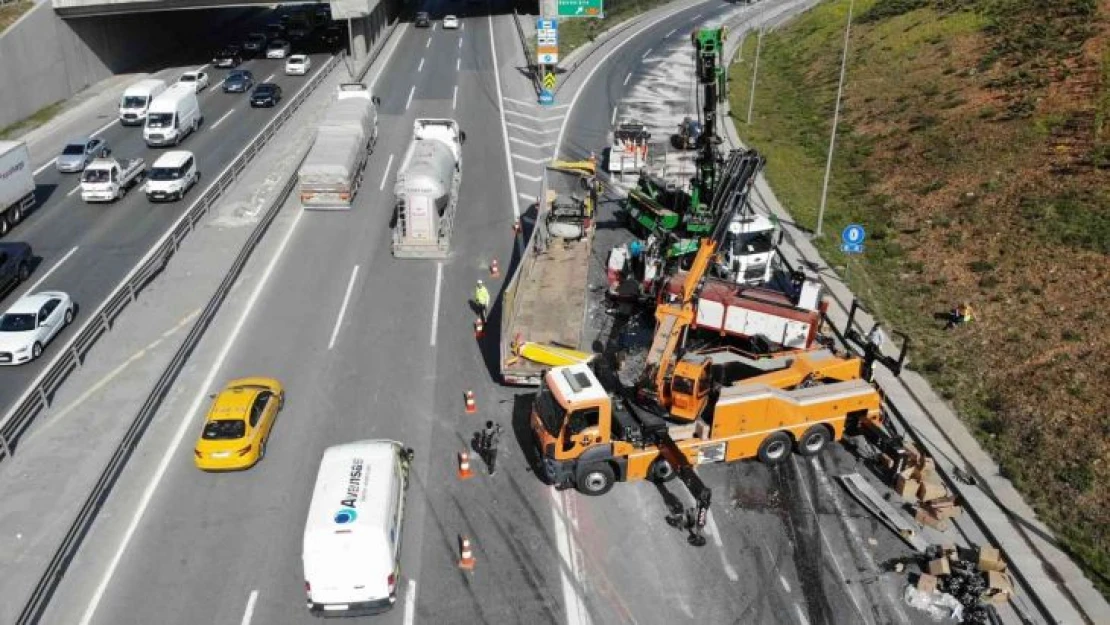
[903,543,1012,624]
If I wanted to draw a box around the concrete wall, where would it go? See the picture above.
[0,2,255,130]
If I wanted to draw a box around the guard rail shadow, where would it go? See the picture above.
[0,53,344,466]
[512,8,542,96]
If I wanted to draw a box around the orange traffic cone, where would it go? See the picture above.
[474,317,485,338]
[458,535,476,570]
[458,451,474,480]
[464,389,477,414]
[490,258,500,278]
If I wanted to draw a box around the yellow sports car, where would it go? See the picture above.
[194,377,284,471]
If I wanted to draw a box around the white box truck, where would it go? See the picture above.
[0,141,35,236]
[303,440,413,617]
[119,78,168,126]
[391,119,465,258]
[298,83,379,210]
[143,84,203,147]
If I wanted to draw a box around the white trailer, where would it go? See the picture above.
[391,119,464,259]
[298,83,380,210]
[80,157,146,202]
[0,141,36,236]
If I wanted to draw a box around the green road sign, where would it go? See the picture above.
[557,0,603,18]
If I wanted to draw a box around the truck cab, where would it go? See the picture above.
[719,212,780,285]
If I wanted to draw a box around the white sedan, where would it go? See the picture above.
[266,39,292,59]
[443,15,459,29]
[285,54,312,75]
[177,70,210,92]
[0,291,76,365]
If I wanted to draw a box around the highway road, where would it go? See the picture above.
[33,2,939,624]
[0,21,335,413]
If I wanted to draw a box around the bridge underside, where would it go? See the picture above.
[52,0,381,20]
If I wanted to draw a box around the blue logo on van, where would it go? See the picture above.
[334,507,358,524]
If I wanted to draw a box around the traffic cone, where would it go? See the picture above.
[490,258,500,278]
[457,452,475,481]
[464,389,477,414]
[458,535,476,570]
[474,317,485,339]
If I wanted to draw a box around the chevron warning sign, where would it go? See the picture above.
[543,72,556,90]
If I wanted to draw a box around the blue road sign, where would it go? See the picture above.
[842,223,866,246]
[538,89,555,106]
[841,242,864,254]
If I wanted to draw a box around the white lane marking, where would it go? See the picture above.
[488,12,521,218]
[456,57,461,71]
[794,604,811,625]
[514,171,542,182]
[611,107,618,125]
[506,121,559,134]
[78,209,306,625]
[452,85,458,110]
[263,73,275,82]
[34,159,55,176]
[418,58,425,72]
[458,36,462,48]
[512,153,546,165]
[642,48,653,59]
[209,109,235,130]
[379,153,395,191]
[554,0,711,155]
[692,12,703,20]
[24,245,79,293]
[460,22,465,31]
[66,185,81,197]
[240,590,259,625]
[518,192,537,202]
[426,38,432,49]
[666,28,678,37]
[405,85,415,110]
[551,492,592,625]
[195,63,209,72]
[432,22,437,31]
[35,116,118,174]
[403,580,417,625]
[508,136,534,146]
[780,575,792,592]
[328,265,360,350]
[704,511,740,581]
[504,109,561,123]
[430,262,443,346]
[623,72,632,86]
[503,97,536,108]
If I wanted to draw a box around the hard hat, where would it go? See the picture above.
[477,279,484,285]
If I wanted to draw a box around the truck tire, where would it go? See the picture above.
[796,425,831,457]
[575,464,615,496]
[0,213,10,236]
[649,457,677,483]
[10,203,23,225]
[757,432,793,466]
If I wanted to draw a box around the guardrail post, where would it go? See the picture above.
[71,345,83,368]
[101,310,112,331]
[0,432,10,460]
[38,386,50,408]
[128,283,137,303]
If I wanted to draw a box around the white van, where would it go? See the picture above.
[303,440,414,617]
[143,84,202,147]
[119,78,167,126]
[145,151,199,202]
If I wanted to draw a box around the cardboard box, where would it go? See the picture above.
[915,506,950,531]
[928,558,951,576]
[984,589,1012,606]
[978,546,1006,572]
[920,457,936,473]
[917,479,948,502]
[896,476,921,500]
[986,570,1013,593]
[927,502,964,521]
[916,573,938,593]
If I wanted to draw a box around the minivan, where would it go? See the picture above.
[118,79,168,126]
[143,85,202,147]
[303,440,414,617]
[145,151,199,202]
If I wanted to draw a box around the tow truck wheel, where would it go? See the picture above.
[757,432,793,465]
[796,426,831,457]
[576,464,615,496]
[648,457,677,483]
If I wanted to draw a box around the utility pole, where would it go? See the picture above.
[816,0,854,238]
[746,27,763,125]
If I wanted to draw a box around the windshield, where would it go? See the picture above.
[229,72,249,81]
[0,314,35,332]
[289,56,305,63]
[149,167,182,181]
[82,169,110,183]
[672,375,695,396]
[255,85,274,95]
[535,384,566,437]
[732,230,775,255]
[121,95,148,109]
[269,40,287,49]
[62,144,85,156]
[179,74,196,82]
[146,113,173,128]
[203,419,246,440]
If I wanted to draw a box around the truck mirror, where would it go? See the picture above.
[777,231,784,245]
[459,130,467,143]
[372,96,381,106]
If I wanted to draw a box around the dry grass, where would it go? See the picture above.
[0,0,33,34]
[729,0,1110,596]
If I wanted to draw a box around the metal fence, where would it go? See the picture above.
[0,52,343,466]
[511,8,543,96]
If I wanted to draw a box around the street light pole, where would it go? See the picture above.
[816,0,854,238]
[746,27,763,125]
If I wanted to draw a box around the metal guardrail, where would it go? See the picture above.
[511,8,543,96]
[0,52,343,467]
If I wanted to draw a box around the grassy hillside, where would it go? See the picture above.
[728,0,1109,595]
[0,0,33,34]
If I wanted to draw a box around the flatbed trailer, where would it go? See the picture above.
[499,162,598,386]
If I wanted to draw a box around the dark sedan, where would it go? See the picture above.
[250,83,283,108]
[0,242,33,297]
[415,11,430,27]
[223,70,255,94]
[212,46,242,68]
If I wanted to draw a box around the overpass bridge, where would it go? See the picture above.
[51,0,383,19]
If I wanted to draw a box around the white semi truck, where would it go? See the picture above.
[80,157,146,202]
[0,141,35,236]
[391,119,464,258]
[298,83,380,210]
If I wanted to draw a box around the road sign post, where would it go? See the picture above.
[557,0,603,18]
[840,224,865,283]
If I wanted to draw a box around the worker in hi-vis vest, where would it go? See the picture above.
[474,280,490,323]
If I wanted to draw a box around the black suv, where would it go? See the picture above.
[250,83,283,108]
[0,242,33,296]
[415,12,430,27]
[213,46,243,68]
